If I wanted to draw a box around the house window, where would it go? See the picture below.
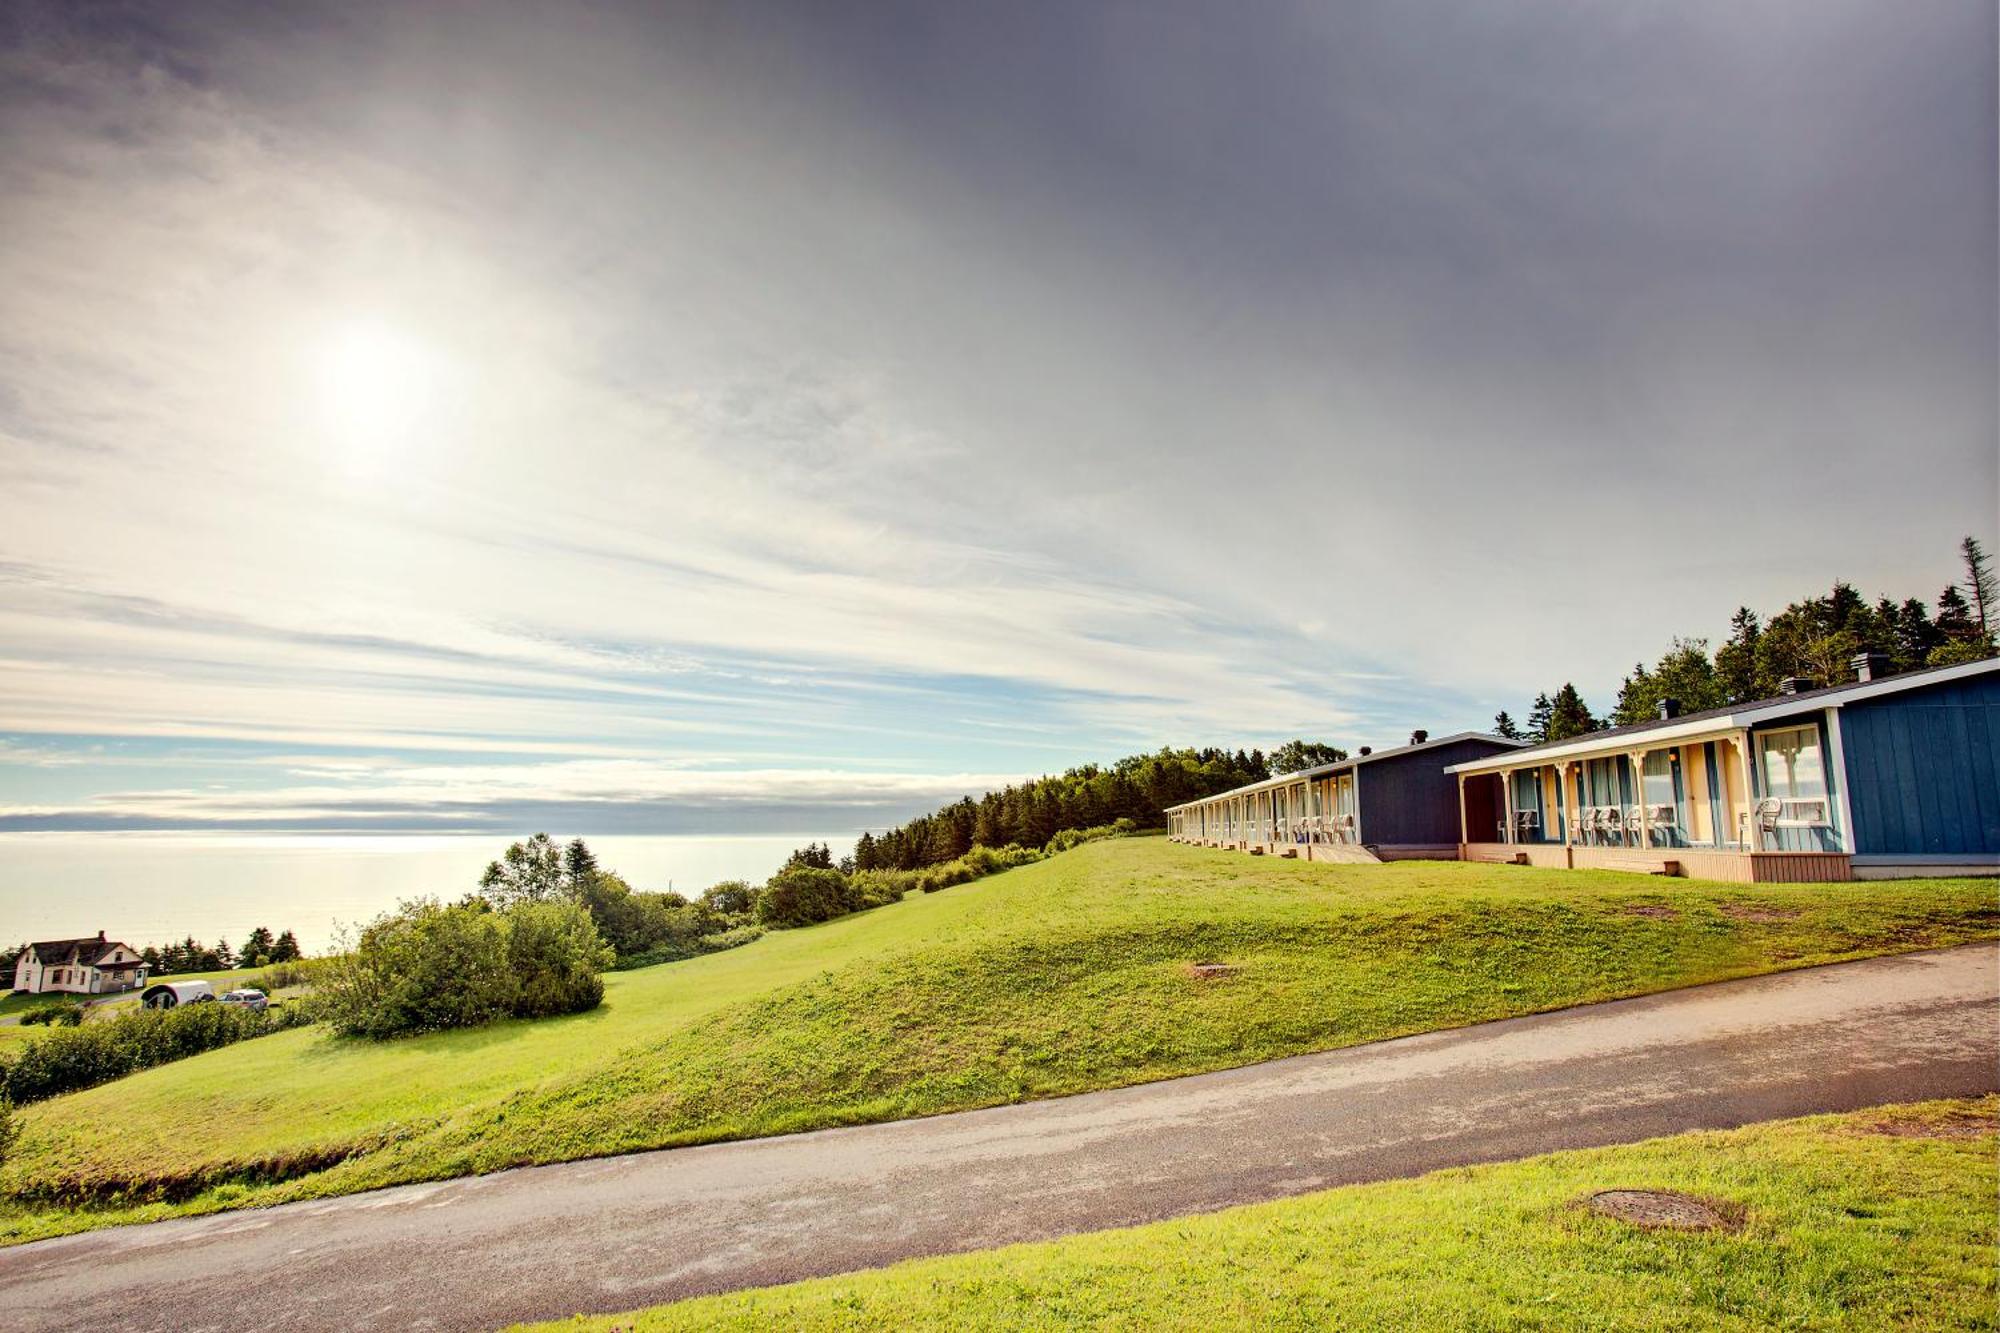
[1642,751,1675,808]
[1758,726,1827,803]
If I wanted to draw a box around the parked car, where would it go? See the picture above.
[219,988,269,1011]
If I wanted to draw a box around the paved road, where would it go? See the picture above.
[3,944,1995,1332]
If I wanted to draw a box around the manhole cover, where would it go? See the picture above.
[1186,962,1240,979]
[1587,1189,1733,1231]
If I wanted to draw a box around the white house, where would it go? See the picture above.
[11,932,149,996]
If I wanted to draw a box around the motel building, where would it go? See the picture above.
[1449,655,2000,882]
[1168,655,1999,882]
[1165,731,1525,862]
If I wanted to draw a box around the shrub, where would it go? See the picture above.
[755,867,857,928]
[847,870,909,909]
[246,956,333,993]
[0,1096,17,1166]
[506,899,613,1018]
[1044,819,1135,854]
[317,899,517,1039]
[0,1002,276,1104]
[19,999,84,1027]
[699,879,757,918]
[610,924,765,972]
[316,896,612,1039]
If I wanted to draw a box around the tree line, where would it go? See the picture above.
[141,927,304,975]
[841,746,1288,874]
[1490,536,1997,745]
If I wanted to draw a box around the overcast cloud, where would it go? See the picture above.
[1,0,1993,831]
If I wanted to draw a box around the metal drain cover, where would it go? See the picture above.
[1587,1189,1732,1231]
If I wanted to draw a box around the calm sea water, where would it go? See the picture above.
[0,832,856,956]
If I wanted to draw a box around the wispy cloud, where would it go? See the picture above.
[0,1,1990,831]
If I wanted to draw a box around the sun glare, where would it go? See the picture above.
[316,320,434,464]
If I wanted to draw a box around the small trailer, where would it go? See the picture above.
[140,980,217,1009]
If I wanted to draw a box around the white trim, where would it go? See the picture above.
[1823,707,1858,855]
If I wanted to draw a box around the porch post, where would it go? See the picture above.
[1560,762,1577,845]
[1630,751,1651,849]
[1456,773,1468,846]
[1500,768,1516,843]
[1727,730,1755,849]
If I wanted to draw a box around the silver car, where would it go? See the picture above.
[219,987,269,1011]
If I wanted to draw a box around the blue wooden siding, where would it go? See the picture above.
[1838,673,2000,856]
[1359,737,1517,846]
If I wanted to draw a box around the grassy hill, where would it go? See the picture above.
[3,837,1994,1243]
[527,1097,1998,1331]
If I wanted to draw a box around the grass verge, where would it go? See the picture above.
[2,839,1993,1243]
[525,1098,2000,1331]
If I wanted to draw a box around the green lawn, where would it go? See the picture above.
[526,1098,1998,1331]
[3,839,1994,1244]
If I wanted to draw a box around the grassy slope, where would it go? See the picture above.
[4,839,1994,1243]
[530,1098,1999,1332]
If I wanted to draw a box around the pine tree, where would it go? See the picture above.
[239,926,275,968]
[1935,585,1976,640]
[1962,536,1995,639]
[1491,711,1522,741]
[271,930,302,963]
[1611,662,1653,727]
[1525,692,1553,744]
[1544,684,1598,742]
[1714,608,1763,703]
[562,838,601,892]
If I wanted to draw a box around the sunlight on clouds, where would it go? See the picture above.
[313,318,440,471]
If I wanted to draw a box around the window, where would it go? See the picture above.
[1642,751,1675,808]
[1757,725,1833,829]
[1758,726,1826,801]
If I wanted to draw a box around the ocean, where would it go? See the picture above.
[0,831,856,956]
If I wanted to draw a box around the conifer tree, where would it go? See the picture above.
[1491,711,1522,741]
[1525,692,1553,744]
[1544,684,1598,742]
[1962,536,1995,639]
[1714,607,1763,702]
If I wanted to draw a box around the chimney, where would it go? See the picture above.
[1410,729,1429,745]
[1851,651,1891,683]
[1358,745,1372,756]
[1657,698,1680,720]
[1779,676,1813,695]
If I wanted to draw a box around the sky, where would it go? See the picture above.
[0,0,1994,835]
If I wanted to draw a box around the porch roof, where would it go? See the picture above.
[1166,731,1523,812]
[1446,657,1999,777]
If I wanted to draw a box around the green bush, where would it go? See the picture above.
[847,870,909,909]
[0,1002,276,1104]
[1044,819,1136,854]
[246,956,333,993]
[317,897,611,1039]
[19,999,84,1028]
[610,924,765,972]
[755,867,857,928]
[506,899,613,1018]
